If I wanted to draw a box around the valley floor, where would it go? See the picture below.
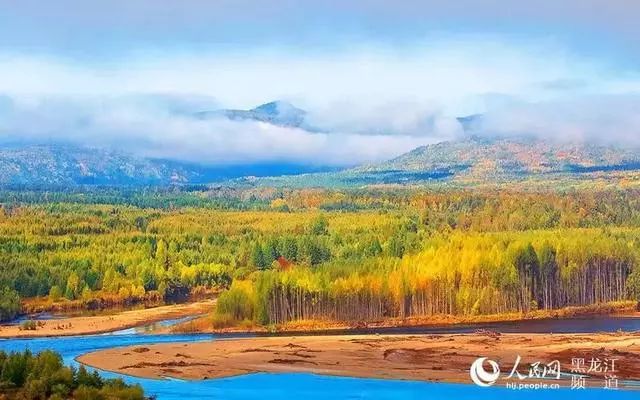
[77,331,640,389]
[0,300,215,338]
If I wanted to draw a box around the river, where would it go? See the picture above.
[1,316,640,399]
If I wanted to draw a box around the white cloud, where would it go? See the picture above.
[0,95,432,166]
[306,101,462,139]
[480,95,640,145]
[0,35,639,166]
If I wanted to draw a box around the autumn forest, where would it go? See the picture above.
[1,188,640,328]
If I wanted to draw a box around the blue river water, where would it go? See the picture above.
[1,316,640,399]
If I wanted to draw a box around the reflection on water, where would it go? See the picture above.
[334,316,640,336]
[111,315,202,335]
[1,312,63,326]
[244,316,640,338]
[0,316,639,399]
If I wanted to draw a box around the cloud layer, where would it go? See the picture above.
[0,95,437,166]
[479,95,640,145]
[0,15,639,166]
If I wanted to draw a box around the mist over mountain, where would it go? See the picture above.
[2,97,640,187]
[0,100,348,186]
[0,96,430,169]
[195,101,307,128]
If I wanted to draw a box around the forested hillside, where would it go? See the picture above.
[0,144,331,186]
[0,144,204,186]
[365,136,640,177]
[1,188,640,324]
[255,136,640,188]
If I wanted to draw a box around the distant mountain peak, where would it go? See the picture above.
[196,100,307,128]
[456,114,484,133]
[252,100,302,114]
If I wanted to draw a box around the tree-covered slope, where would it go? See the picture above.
[366,136,640,178]
[0,144,331,186]
[0,144,205,186]
[255,136,640,187]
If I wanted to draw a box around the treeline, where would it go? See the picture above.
[0,350,145,400]
[4,186,640,219]
[0,186,265,210]
[216,229,640,325]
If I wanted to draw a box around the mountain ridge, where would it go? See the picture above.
[195,100,307,128]
[0,143,333,186]
[4,136,640,188]
[368,135,639,176]
[250,135,640,188]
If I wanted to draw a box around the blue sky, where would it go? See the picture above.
[0,1,639,165]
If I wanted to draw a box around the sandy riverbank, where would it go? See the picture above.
[0,300,215,338]
[78,331,640,389]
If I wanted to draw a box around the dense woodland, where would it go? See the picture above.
[1,187,640,324]
[0,350,145,400]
